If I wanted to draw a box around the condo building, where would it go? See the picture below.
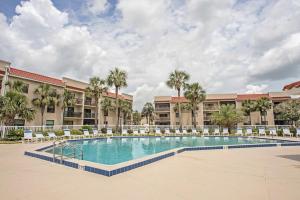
[0,60,133,127]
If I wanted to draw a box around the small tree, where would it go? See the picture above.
[142,102,154,125]
[212,104,244,131]
[62,89,76,124]
[32,84,60,127]
[184,83,206,128]
[119,99,132,125]
[241,100,256,124]
[255,97,272,125]
[100,97,115,126]
[132,111,142,125]
[274,99,300,126]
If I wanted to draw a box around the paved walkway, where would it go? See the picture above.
[0,144,300,200]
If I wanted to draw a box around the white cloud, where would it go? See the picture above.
[245,84,268,94]
[0,0,300,111]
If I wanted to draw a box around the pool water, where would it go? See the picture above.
[46,136,287,165]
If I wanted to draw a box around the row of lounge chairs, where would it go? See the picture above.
[23,127,300,142]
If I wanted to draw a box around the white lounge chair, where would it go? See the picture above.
[140,128,146,135]
[214,128,220,136]
[133,129,139,135]
[35,133,45,142]
[63,129,72,138]
[122,129,128,136]
[283,128,292,137]
[222,128,229,136]
[83,129,91,138]
[258,128,266,136]
[245,128,253,136]
[296,128,300,138]
[175,128,180,135]
[182,128,187,135]
[23,130,33,142]
[192,128,197,135]
[269,128,277,137]
[236,128,243,136]
[107,128,113,136]
[47,132,57,140]
[155,128,161,135]
[92,129,101,137]
[165,128,171,135]
[203,128,209,136]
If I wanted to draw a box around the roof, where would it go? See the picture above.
[283,81,300,90]
[236,94,269,101]
[170,97,189,103]
[105,92,132,101]
[9,67,64,87]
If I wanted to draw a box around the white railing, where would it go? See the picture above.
[0,124,296,138]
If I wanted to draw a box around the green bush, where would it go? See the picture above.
[101,128,107,133]
[5,129,24,141]
[170,129,175,133]
[55,130,64,136]
[187,128,192,133]
[81,125,93,132]
[127,129,133,134]
[161,129,165,134]
[71,129,82,135]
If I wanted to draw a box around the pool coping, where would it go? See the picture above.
[24,136,300,177]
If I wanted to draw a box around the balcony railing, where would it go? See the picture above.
[203,105,219,110]
[155,107,170,111]
[76,98,83,105]
[204,116,213,121]
[84,113,96,118]
[156,117,170,121]
[64,112,82,118]
[84,100,96,106]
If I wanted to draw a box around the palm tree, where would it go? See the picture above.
[100,97,115,126]
[132,111,142,125]
[32,84,60,127]
[255,97,272,125]
[212,104,244,131]
[184,83,206,128]
[62,89,76,124]
[86,77,108,127]
[119,100,132,125]
[107,68,128,131]
[274,99,300,126]
[166,70,190,128]
[142,102,154,125]
[6,80,27,93]
[241,100,256,125]
[0,81,35,126]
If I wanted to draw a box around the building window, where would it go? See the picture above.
[47,103,55,113]
[104,110,108,116]
[104,121,108,125]
[159,114,168,117]
[176,122,180,125]
[14,119,25,126]
[176,113,179,118]
[46,120,54,127]
[22,84,29,93]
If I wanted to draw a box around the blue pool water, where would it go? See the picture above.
[46,136,288,165]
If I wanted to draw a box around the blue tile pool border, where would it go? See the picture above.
[24,137,300,177]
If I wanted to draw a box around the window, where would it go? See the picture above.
[176,113,179,118]
[63,121,73,125]
[46,120,54,128]
[22,84,29,93]
[104,121,108,125]
[159,114,168,118]
[104,110,108,116]
[176,122,180,125]
[47,103,55,113]
[14,119,25,126]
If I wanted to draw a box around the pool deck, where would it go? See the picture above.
[1,137,300,200]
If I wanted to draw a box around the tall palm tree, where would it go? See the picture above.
[241,100,256,125]
[166,70,190,128]
[32,84,60,127]
[142,102,154,125]
[100,97,115,126]
[255,97,272,125]
[119,99,133,125]
[0,81,35,126]
[274,99,300,126]
[212,104,243,131]
[86,77,108,127]
[62,89,76,124]
[184,83,206,128]
[107,68,128,131]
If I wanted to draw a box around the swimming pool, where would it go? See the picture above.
[45,136,290,165]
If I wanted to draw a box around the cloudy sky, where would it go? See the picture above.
[0,0,300,110]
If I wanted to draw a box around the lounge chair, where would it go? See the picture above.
[107,128,113,136]
[245,127,253,136]
[222,128,229,136]
[155,128,161,135]
[23,130,33,142]
[175,128,180,135]
[63,129,73,138]
[192,128,197,135]
[269,128,277,137]
[213,128,220,136]
[283,128,292,137]
[140,128,146,135]
[182,128,187,135]
[165,128,171,135]
[83,129,91,138]
[35,133,45,142]
[92,129,101,137]
[235,128,243,136]
[258,128,266,136]
[203,128,209,136]
[47,132,57,140]
[296,128,300,138]
[133,129,139,135]
[122,128,128,136]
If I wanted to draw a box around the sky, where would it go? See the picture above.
[0,0,300,111]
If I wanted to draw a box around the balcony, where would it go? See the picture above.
[64,112,82,118]
[204,116,213,121]
[155,107,170,112]
[203,105,219,111]
[76,98,83,105]
[156,117,170,121]
[84,100,96,106]
[84,113,96,118]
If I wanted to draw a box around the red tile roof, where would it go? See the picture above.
[283,81,300,90]
[105,91,132,101]
[170,97,189,103]
[9,67,64,86]
[236,94,269,101]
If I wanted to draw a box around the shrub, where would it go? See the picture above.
[101,128,107,133]
[5,129,24,141]
[71,129,82,135]
[161,129,165,134]
[170,129,175,133]
[81,125,93,132]
[127,129,133,134]
[55,130,64,136]
[187,128,192,133]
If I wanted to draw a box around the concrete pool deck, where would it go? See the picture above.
[1,142,300,200]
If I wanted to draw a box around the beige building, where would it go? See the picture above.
[154,92,293,126]
[0,60,133,127]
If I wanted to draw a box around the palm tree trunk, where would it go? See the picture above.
[95,97,98,127]
[41,107,44,130]
[192,107,196,128]
[178,89,182,129]
[115,87,119,132]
